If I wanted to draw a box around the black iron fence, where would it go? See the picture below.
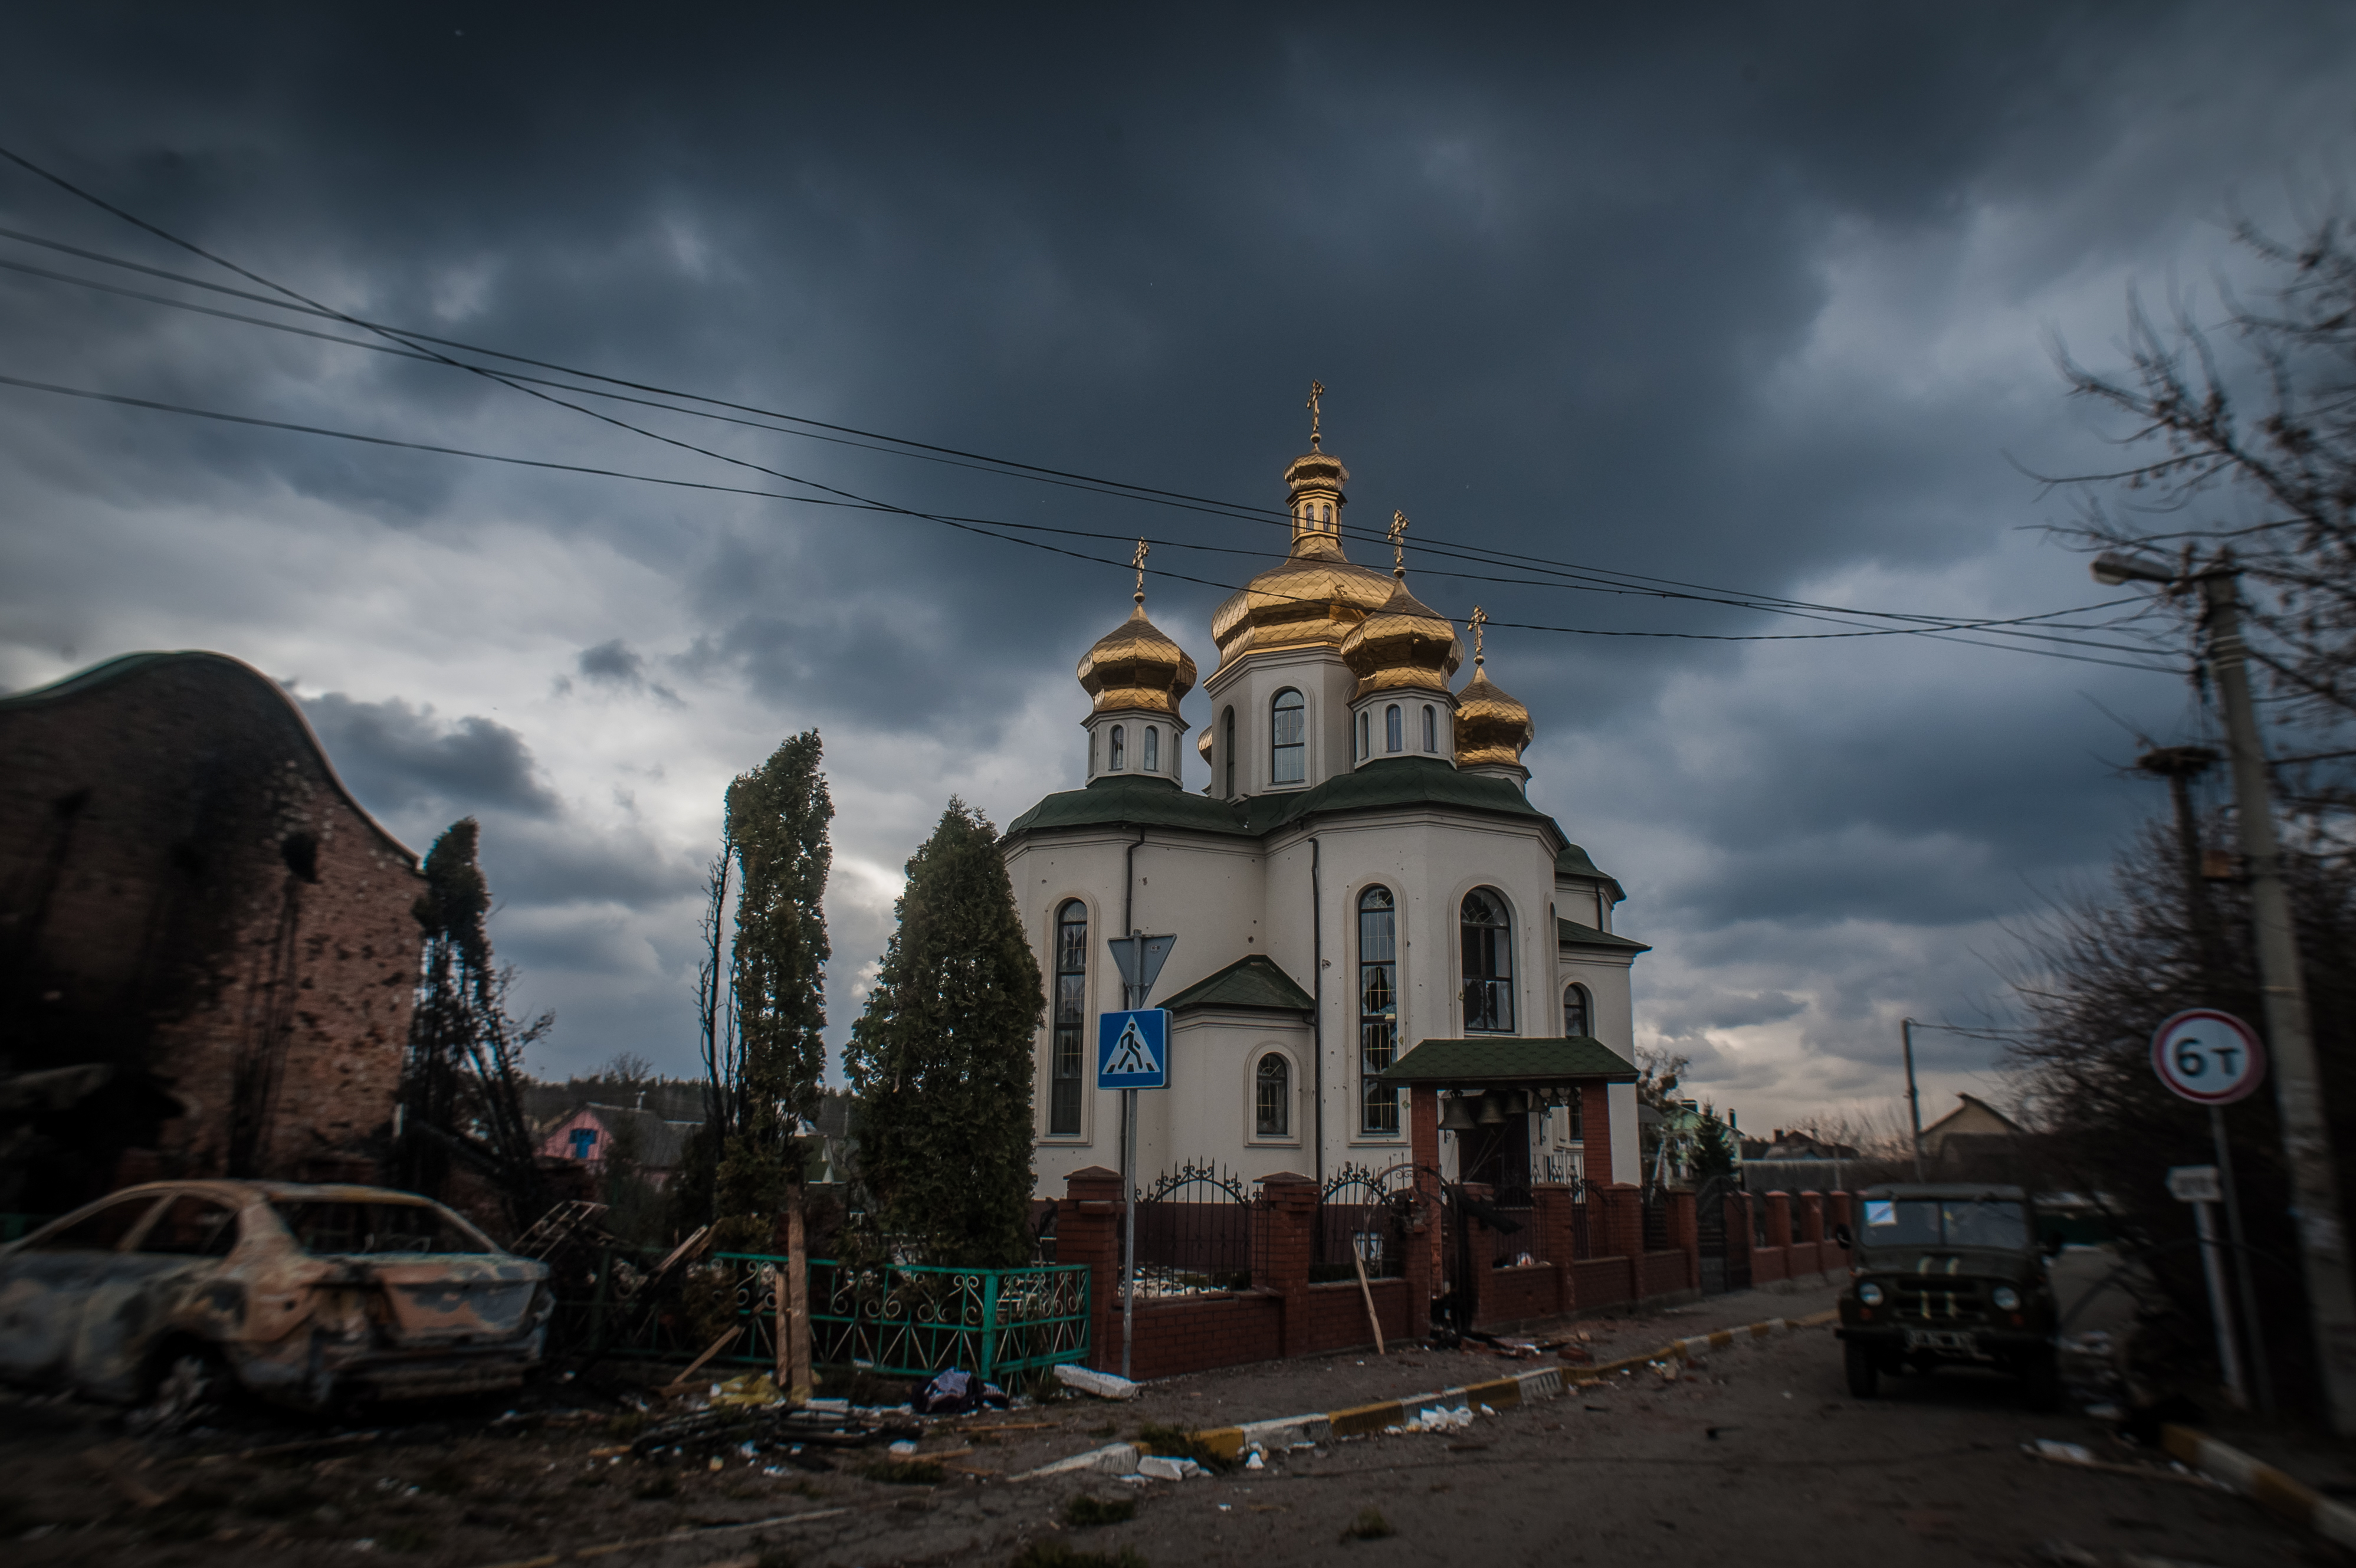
[1314,1162,1409,1282]
[1132,1161,1253,1297]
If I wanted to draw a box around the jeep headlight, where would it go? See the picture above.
[1991,1285,2020,1311]
[1856,1282,1884,1306]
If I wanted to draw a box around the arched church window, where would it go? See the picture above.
[1051,901,1087,1134]
[1356,710,1369,760]
[1359,886,1400,1133]
[1143,726,1159,772]
[1422,704,1437,752]
[1255,1054,1290,1137]
[1271,690,1305,783]
[1563,983,1592,1039]
[1222,706,1235,796]
[1109,725,1126,770]
[1385,704,1402,752]
[1461,887,1514,1032]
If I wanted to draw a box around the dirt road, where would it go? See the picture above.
[0,1270,2314,1567]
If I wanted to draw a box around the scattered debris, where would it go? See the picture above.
[1137,1454,1205,1481]
[1340,1505,1396,1541]
[657,1327,744,1396]
[2022,1439,2219,1490]
[1054,1365,1139,1400]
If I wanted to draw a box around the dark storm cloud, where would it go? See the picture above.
[303,692,559,818]
[2,3,2350,1095]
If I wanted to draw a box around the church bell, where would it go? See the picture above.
[1474,1093,1507,1126]
[1438,1094,1479,1133]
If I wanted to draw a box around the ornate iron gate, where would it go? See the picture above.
[1695,1175,1746,1293]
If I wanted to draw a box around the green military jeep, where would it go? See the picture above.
[1832,1183,2062,1409]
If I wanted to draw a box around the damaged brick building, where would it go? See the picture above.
[1,651,424,1212]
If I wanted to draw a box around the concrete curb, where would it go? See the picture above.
[1187,1309,1839,1464]
[2160,1423,2356,1550]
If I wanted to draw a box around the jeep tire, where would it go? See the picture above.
[1843,1339,1879,1399]
[2019,1347,2062,1412]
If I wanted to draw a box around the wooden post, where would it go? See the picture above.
[772,1264,787,1391]
[1351,1244,1387,1355]
[786,1197,813,1403]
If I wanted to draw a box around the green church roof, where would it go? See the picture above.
[1373,1036,1638,1088]
[1158,954,1315,1014]
[1556,917,1650,953]
[1003,756,1558,845]
[1554,844,1627,904]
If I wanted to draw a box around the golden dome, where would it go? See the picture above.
[1208,443,1397,678]
[1340,574,1462,700]
[1078,599,1196,719]
[1453,660,1533,769]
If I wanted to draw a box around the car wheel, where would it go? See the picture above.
[2019,1349,2063,1412]
[129,1347,231,1435]
[1843,1339,1879,1399]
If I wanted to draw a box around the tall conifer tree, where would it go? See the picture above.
[714,730,833,1248]
[847,800,1043,1268]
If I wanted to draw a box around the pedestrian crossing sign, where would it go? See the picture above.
[1097,1009,1170,1090]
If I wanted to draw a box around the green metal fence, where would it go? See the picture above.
[568,1251,1090,1382]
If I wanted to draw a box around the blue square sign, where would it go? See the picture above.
[1097,1009,1169,1090]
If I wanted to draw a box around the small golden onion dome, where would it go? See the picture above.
[1078,600,1196,719]
[1209,444,1396,678]
[1453,660,1534,768]
[1340,575,1463,701]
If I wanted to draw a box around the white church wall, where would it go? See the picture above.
[1202,647,1359,797]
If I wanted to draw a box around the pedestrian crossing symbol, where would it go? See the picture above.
[1097,1009,1170,1090]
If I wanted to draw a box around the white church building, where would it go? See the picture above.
[1002,424,1645,1199]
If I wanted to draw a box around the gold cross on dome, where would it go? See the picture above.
[1389,510,1409,575]
[1133,537,1150,602]
[1469,604,1487,662]
[1307,380,1325,448]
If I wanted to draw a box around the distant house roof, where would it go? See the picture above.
[1160,955,1315,1014]
[1921,1093,2026,1150]
[1556,917,1650,953]
[1374,1036,1638,1090]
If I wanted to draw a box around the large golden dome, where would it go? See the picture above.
[1340,573,1462,701]
[1078,599,1196,719]
[1209,444,1397,678]
[1453,658,1533,769]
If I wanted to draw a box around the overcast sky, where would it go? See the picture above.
[3,5,2350,1133]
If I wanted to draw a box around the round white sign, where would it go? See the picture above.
[2150,1008,2268,1106]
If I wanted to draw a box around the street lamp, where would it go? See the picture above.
[2092,548,2356,1432]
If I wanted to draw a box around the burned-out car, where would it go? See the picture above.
[1833,1183,2061,1409]
[0,1180,551,1418]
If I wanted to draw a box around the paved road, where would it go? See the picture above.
[3,1260,2309,1566]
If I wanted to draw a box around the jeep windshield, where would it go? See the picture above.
[271,1200,493,1256]
[1858,1197,2026,1250]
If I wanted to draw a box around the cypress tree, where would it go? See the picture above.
[847,799,1044,1268]
[714,730,833,1249]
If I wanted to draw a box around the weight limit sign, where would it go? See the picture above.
[2150,1008,2268,1106]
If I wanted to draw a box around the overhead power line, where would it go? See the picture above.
[0,145,2182,673]
[0,368,2186,675]
[0,221,2175,661]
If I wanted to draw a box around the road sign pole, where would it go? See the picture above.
[2212,1103,2273,1415]
[1119,971,1147,1382]
[2191,1195,2249,1409]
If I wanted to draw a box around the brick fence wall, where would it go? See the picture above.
[1720,1189,1856,1288]
[1054,1167,1732,1379]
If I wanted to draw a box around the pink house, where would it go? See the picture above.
[536,1103,699,1189]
